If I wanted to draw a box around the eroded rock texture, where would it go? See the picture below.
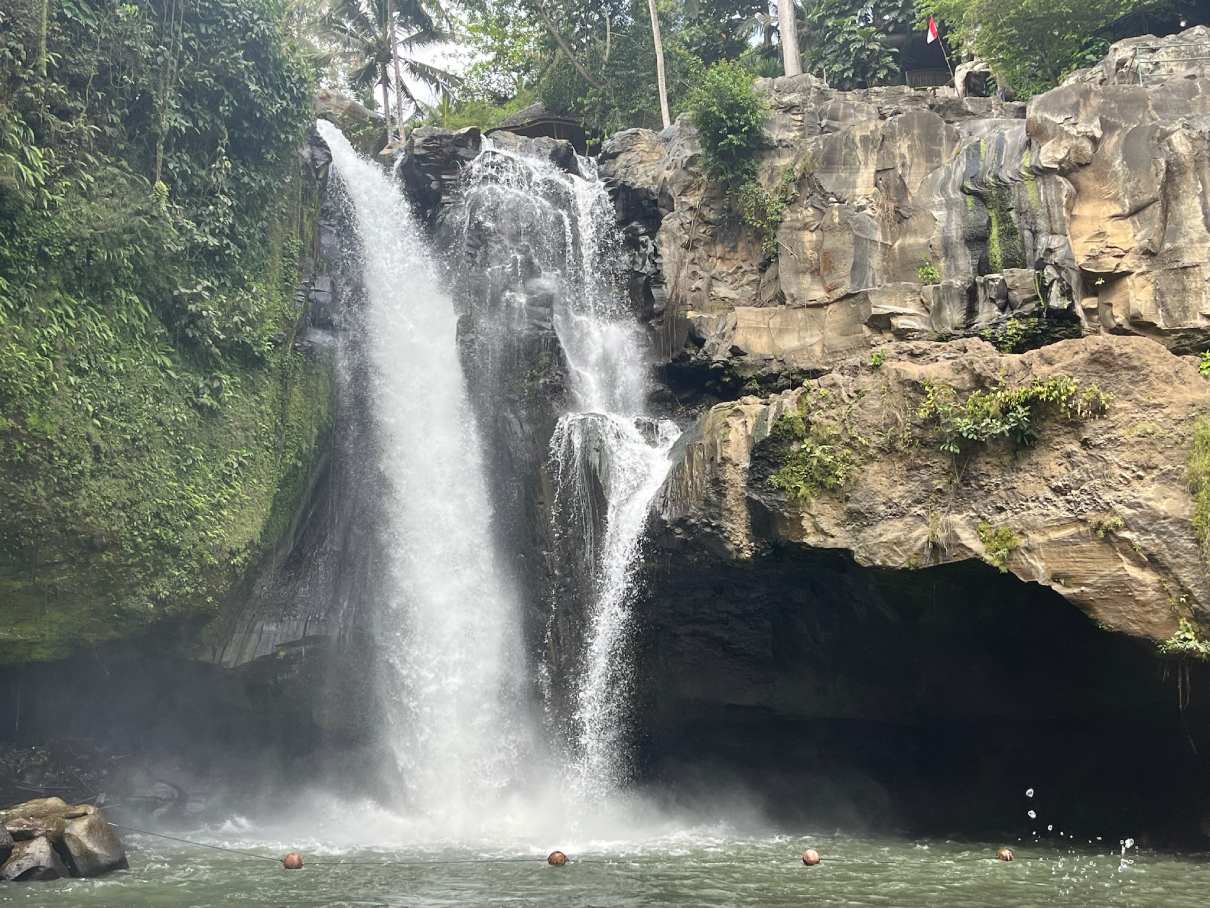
[602,26,1210,393]
[654,334,1209,642]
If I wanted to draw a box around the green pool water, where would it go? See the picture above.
[4,824,1209,907]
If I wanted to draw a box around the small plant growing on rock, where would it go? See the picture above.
[916,261,941,284]
[977,522,1019,572]
[1199,351,1210,378]
[767,394,864,504]
[737,166,798,258]
[1159,618,1210,661]
[1088,513,1125,539]
[916,376,1110,457]
[869,350,886,369]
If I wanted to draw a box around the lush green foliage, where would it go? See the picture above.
[916,376,1110,456]
[768,391,865,503]
[688,60,767,190]
[802,0,913,89]
[1198,350,1210,378]
[0,0,326,661]
[454,0,761,139]
[976,521,1019,571]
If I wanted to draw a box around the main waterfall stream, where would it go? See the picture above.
[317,120,534,831]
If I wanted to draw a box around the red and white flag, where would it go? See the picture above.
[926,15,940,44]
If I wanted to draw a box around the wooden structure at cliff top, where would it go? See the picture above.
[1128,40,1210,83]
[485,102,587,155]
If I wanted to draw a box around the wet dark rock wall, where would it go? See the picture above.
[634,544,1210,842]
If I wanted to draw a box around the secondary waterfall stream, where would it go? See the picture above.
[451,142,681,795]
[317,121,532,830]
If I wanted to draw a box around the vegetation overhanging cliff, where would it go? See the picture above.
[0,0,329,662]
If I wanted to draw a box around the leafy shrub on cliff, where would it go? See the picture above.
[1159,618,1210,661]
[688,60,767,191]
[976,522,1019,571]
[916,376,1110,456]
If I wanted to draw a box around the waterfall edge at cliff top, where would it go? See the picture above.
[317,120,536,838]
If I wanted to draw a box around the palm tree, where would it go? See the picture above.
[326,0,457,138]
[777,0,802,76]
[646,0,671,128]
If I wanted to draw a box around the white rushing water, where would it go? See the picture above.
[317,121,532,833]
[551,159,680,795]
[453,144,681,794]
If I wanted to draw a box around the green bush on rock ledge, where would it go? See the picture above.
[767,392,865,504]
[976,522,1019,572]
[1159,618,1210,661]
[917,376,1110,457]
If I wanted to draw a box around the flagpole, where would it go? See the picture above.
[938,37,955,79]
[926,16,956,80]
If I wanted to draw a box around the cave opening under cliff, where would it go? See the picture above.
[636,547,1210,845]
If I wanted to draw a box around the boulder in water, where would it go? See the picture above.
[0,836,69,882]
[0,799,126,881]
[62,809,128,877]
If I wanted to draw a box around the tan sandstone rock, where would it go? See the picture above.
[656,335,1210,642]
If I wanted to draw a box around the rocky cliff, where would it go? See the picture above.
[602,26,1210,647]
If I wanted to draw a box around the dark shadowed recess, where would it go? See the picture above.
[0,629,389,815]
[635,547,1210,846]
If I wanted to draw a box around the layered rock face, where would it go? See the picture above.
[599,28,1210,644]
[655,335,1208,641]
[603,26,1210,394]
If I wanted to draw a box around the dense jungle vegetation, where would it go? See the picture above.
[438,0,1202,139]
[0,0,326,661]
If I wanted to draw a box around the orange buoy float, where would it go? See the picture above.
[996,847,1014,862]
[547,850,568,866]
[801,848,821,866]
[282,851,304,870]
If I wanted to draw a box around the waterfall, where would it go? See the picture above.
[316,121,532,830]
[450,142,681,794]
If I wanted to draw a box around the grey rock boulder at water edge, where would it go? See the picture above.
[0,798,126,883]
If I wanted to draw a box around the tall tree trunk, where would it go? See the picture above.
[380,71,393,142]
[646,0,671,128]
[778,0,802,77]
[387,0,405,137]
